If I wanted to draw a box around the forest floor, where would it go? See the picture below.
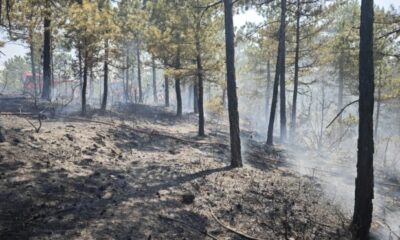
[0,96,351,240]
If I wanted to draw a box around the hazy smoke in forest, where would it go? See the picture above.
[235,53,400,238]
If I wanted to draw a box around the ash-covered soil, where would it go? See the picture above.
[0,97,350,240]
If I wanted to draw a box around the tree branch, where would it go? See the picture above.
[326,100,359,129]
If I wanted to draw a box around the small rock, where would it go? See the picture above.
[168,149,179,155]
[102,191,113,200]
[12,138,20,145]
[65,134,74,141]
[181,193,195,204]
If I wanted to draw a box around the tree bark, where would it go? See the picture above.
[164,74,169,107]
[137,44,143,103]
[29,39,38,107]
[175,50,182,116]
[279,0,287,143]
[351,0,374,239]
[196,26,205,136]
[175,78,182,116]
[101,40,109,111]
[42,3,52,101]
[89,66,94,101]
[267,2,286,146]
[126,53,130,102]
[78,46,83,92]
[223,0,242,168]
[265,59,271,122]
[193,81,199,113]
[152,56,158,104]
[81,50,88,115]
[290,0,300,138]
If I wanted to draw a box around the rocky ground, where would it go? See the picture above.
[0,97,350,240]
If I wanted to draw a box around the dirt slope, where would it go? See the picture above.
[0,98,350,240]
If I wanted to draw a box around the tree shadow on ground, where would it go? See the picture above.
[0,154,229,239]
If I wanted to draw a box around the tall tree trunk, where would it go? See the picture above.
[279,0,287,143]
[223,0,242,168]
[89,66,94,102]
[196,27,205,136]
[291,0,300,138]
[267,53,281,145]
[29,40,38,107]
[42,4,52,100]
[265,59,271,122]
[164,74,169,107]
[267,2,286,146]
[137,44,143,103]
[122,67,127,102]
[175,50,182,116]
[131,56,135,101]
[193,81,199,113]
[351,0,374,239]
[175,78,182,116]
[101,40,109,111]
[78,46,83,92]
[126,53,130,102]
[81,50,88,115]
[152,56,158,104]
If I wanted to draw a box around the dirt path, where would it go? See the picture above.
[0,97,350,240]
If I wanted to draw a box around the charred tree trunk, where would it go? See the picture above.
[42,5,52,100]
[137,44,143,103]
[290,0,300,138]
[351,0,375,239]
[265,59,271,122]
[126,53,130,101]
[193,82,199,113]
[279,0,287,143]
[101,40,109,111]
[175,50,182,116]
[89,66,94,101]
[267,2,286,146]
[224,0,242,167]
[78,46,83,91]
[175,78,182,116]
[164,74,169,107]
[81,50,88,115]
[267,53,281,145]
[152,56,158,104]
[196,27,205,136]
[29,39,38,107]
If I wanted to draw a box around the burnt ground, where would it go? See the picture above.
[0,96,350,240]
